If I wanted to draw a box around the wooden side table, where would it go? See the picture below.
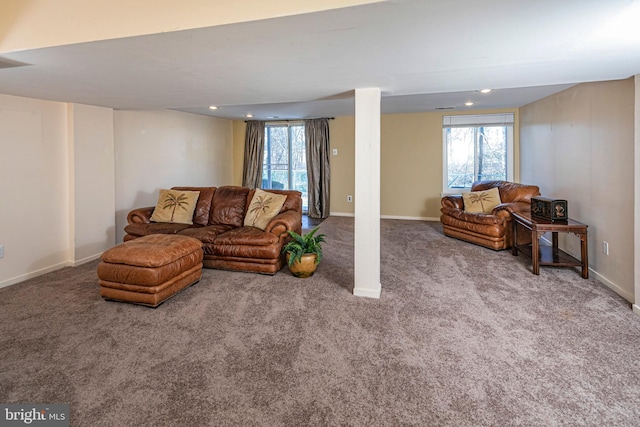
[511,211,589,279]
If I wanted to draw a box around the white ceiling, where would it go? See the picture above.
[0,0,639,120]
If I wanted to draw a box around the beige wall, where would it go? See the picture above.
[0,0,381,53]
[329,116,357,214]
[330,109,519,218]
[114,109,233,243]
[69,103,116,263]
[0,96,234,287]
[232,120,246,186]
[379,112,446,219]
[520,78,635,302]
[635,74,640,314]
[0,95,116,286]
[233,108,519,219]
[0,94,69,286]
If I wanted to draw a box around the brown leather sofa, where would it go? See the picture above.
[124,186,302,274]
[440,180,541,250]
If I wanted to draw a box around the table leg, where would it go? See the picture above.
[512,220,518,256]
[532,230,540,275]
[552,232,558,248]
[580,233,589,279]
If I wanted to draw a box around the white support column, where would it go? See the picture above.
[353,88,381,299]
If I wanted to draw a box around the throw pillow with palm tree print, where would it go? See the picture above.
[462,187,502,214]
[244,189,287,230]
[150,189,200,224]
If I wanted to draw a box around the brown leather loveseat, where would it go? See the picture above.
[124,186,302,274]
[440,180,540,250]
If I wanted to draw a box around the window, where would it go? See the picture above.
[262,123,308,211]
[442,113,514,193]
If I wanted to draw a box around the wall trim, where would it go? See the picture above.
[329,212,354,217]
[381,215,439,221]
[72,253,102,267]
[0,261,72,289]
[539,235,633,304]
[353,286,381,299]
[330,213,439,222]
[589,268,634,303]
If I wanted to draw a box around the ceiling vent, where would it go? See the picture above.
[435,106,455,110]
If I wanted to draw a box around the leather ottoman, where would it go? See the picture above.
[98,234,203,307]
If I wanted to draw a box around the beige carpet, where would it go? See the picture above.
[2,216,640,426]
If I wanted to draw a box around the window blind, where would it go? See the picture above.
[443,113,514,128]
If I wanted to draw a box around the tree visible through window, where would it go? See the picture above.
[262,124,308,211]
[443,114,514,192]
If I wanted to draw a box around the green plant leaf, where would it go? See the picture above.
[282,226,326,266]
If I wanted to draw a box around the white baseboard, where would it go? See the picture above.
[72,253,102,267]
[0,253,103,290]
[590,268,634,303]
[329,212,354,217]
[329,212,439,222]
[633,304,640,317]
[353,286,381,299]
[380,215,439,221]
[0,261,72,289]
[538,236,633,303]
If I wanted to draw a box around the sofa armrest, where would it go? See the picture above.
[127,206,155,224]
[492,201,531,216]
[441,207,504,225]
[441,195,464,210]
[265,210,302,236]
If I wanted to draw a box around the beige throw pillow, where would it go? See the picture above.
[462,187,502,214]
[244,189,287,230]
[150,189,200,224]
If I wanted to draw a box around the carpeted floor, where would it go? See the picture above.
[2,217,640,426]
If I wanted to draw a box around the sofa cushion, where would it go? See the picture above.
[463,187,501,214]
[209,186,250,227]
[471,180,540,203]
[177,224,234,243]
[244,189,287,230]
[172,187,216,226]
[247,189,302,214]
[124,222,192,237]
[150,189,200,224]
[100,234,203,268]
[213,227,279,246]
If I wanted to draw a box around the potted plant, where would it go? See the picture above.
[282,226,326,278]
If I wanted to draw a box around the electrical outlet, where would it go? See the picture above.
[332,148,338,156]
[0,245,4,259]
[347,195,353,202]
[603,241,609,256]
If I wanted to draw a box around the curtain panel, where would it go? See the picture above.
[242,121,266,189]
[304,118,331,218]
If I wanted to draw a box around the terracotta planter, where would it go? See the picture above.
[286,253,318,278]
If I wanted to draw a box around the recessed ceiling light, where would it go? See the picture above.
[479,89,492,94]
[465,101,474,106]
[246,114,253,118]
[208,106,218,110]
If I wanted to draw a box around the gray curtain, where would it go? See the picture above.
[242,121,265,188]
[304,118,330,218]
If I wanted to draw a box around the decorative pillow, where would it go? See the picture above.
[150,189,200,224]
[462,187,502,214]
[244,189,287,230]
